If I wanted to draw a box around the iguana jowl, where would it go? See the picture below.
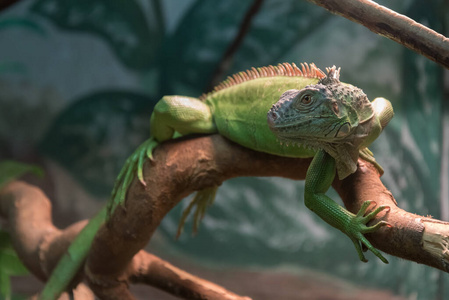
[42,62,394,299]
[110,62,394,263]
[267,66,394,263]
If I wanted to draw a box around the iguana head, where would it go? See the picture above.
[267,66,384,179]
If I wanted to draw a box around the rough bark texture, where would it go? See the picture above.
[306,0,449,69]
[2,135,449,299]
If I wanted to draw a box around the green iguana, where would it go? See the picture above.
[40,63,394,299]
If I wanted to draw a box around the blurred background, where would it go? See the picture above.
[0,0,448,299]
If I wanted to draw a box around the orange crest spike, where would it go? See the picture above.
[200,62,325,100]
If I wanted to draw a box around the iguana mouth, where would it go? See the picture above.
[276,136,321,151]
[267,109,279,128]
[267,110,322,132]
[268,113,349,143]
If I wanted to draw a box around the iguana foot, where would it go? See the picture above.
[176,186,218,238]
[108,137,159,217]
[346,200,390,263]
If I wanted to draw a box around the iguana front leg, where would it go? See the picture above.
[108,96,218,226]
[304,149,390,263]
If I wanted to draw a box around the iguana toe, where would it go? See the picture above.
[347,200,390,263]
[176,187,218,238]
[108,137,160,218]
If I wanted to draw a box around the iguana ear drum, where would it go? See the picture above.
[331,102,340,115]
[335,122,351,137]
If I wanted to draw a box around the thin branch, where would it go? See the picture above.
[206,0,265,92]
[306,0,449,69]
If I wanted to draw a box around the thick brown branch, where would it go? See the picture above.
[0,181,86,283]
[0,179,250,300]
[2,134,449,299]
[85,134,449,297]
[334,161,449,270]
[306,0,449,69]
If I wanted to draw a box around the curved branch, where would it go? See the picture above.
[86,134,449,298]
[306,0,449,69]
[0,179,250,300]
[2,134,449,299]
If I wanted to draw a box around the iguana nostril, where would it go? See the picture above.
[267,110,278,127]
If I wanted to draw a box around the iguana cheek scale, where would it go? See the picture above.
[108,62,394,263]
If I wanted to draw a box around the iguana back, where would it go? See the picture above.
[203,63,324,157]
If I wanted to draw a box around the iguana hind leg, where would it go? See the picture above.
[176,186,218,238]
[109,96,218,221]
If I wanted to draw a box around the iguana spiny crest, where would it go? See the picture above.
[200,62,325,101]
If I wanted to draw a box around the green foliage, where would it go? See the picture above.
[229,1,331,71]
[0,161,43,300]
[31,0,164,70]
[0,18,45,75]
[39,91,157,196]
[0,231,29,300]
[0,62,26,74]
[0,18,45,35]
[157,1,253,95]
[0,161,43,189]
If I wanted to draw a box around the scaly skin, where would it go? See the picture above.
[267,66,394,262]
[109,63,394,262]
[43,63,394,299]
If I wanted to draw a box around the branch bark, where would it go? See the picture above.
[0,178,251,299]
[306,0,449,69]
[2,135,449,299]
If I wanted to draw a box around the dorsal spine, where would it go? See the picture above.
[201,62,325,100]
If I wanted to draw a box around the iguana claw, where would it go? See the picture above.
[347,200,390,263]
[107,137,159,218]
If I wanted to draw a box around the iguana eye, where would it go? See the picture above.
[301,94,312,104]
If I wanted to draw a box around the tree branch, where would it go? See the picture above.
[86,134,449,296]
[2,135,449,299]
[306,0,449,69]
[0,178,250,299]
